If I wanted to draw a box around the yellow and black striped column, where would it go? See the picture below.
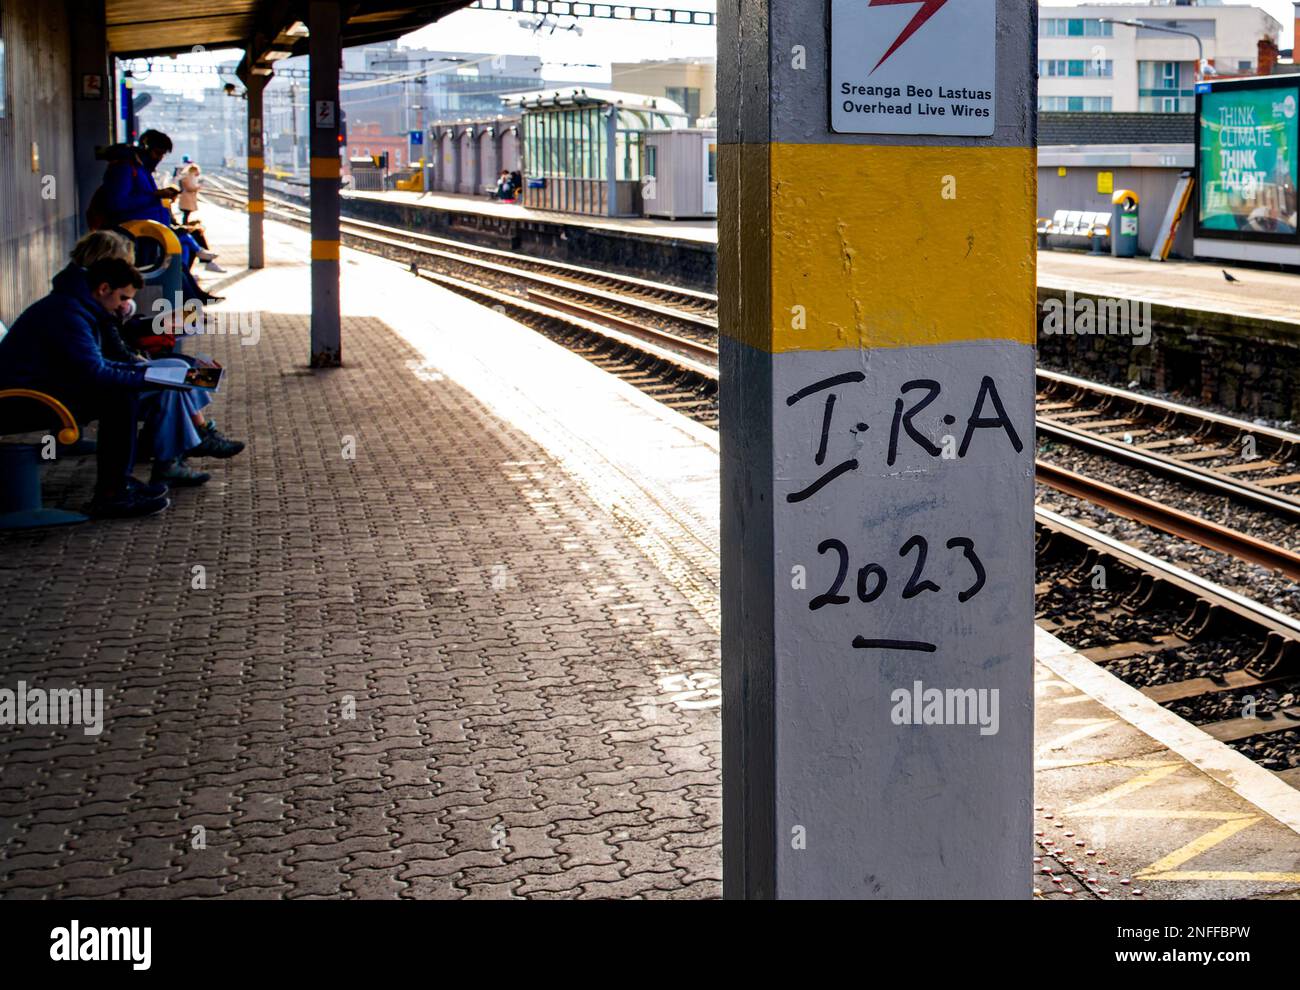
[720,0,1038,898]
[308,0,341,367]
[246,73,266,271]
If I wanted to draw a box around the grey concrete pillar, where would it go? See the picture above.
[246,74,266,270]
[719,0,1038,899]
[308,0,341,367]
[452,127,462,196]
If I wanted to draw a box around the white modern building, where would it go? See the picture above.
[1038,1,1283,112]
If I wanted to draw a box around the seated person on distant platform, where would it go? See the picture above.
[92,130,223,303]
[71,231,245,488]
[0,257,166,518]
[493,169,513,201]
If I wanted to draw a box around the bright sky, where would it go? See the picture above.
[1041,0,1296,48]
[134,0,1294,96]
[401,3,718,81]
[131,3,718,93]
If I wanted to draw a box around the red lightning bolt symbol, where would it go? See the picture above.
[868,0,951,74]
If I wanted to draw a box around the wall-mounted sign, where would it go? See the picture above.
[314,100,336,128]
[1097,171,1114,195]
[830,0,996,136]
[81,74,104,100]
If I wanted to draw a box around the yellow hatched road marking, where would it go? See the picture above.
[1051,759,1299,884]
[1136,817,1261,877]
[1066,762,1182,813]
[1037,719,1115,754]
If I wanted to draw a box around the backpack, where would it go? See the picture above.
[86,146,138,231]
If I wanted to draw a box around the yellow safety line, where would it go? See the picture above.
[1140,870,1300,882]
[1037,718,1116,754]
[1136,817,1261,876]
[1066,762,1182,813]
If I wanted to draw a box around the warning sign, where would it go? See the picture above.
[830,0,996,136]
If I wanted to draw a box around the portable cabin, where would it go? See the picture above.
[641,128,718,219]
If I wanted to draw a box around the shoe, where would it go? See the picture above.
[197,249,218,262]
[150,458,210,487]
[204,261,227,273]
[88,489,169,519]
[125,476,170,499]
[186,424,245,459]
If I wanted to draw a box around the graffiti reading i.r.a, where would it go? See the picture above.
[782,369,1025,652]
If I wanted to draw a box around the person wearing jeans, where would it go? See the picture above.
[0,258,168,518]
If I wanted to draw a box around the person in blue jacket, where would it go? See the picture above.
[0,258,168,518]
[97,130,222,303]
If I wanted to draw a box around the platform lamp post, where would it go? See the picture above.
[1099,17,1214,83]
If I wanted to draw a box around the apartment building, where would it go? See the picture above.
[610,58,716,124]
[1038,1,1282,112]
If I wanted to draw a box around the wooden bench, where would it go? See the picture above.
[1037,209,1112,253]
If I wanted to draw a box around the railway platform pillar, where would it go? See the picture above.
[246,73,266,271]
[719,0,1039,898]
[308,0,342,367]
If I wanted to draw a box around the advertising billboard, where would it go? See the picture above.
[1196,78,1299,243]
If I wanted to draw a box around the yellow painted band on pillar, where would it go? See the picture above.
[247,201,265,214]
[247,156,265,169]
[310,157,341,179]
[311,240,340,261]
[723,143,1037,354]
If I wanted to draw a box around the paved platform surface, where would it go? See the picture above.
[344,188,719,243]
[0,208,721,899]
[4,204,1300,899]
[1038,249,1300,329]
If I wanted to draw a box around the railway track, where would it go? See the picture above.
[1037,509,1300,784]
[199,181,1300,787]
[1037,368,1300,516]
[200,182,1300,580]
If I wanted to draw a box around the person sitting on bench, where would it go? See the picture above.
[90,130,223,304]
[0,257,167,518]
[71,231,245,487]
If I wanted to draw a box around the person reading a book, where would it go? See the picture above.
[0,257,167,518]
[70,231,245,486]
[90,130,223,304]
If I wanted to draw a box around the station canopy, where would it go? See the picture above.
[106,0,476,76]
[501,87,688,123]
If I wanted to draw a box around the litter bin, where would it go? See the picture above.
[1112,189,1139,258]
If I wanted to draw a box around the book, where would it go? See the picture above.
[143,363,223,391]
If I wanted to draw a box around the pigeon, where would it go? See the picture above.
[1223,270,1240,283]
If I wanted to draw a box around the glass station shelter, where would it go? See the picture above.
[502,88,687,217]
